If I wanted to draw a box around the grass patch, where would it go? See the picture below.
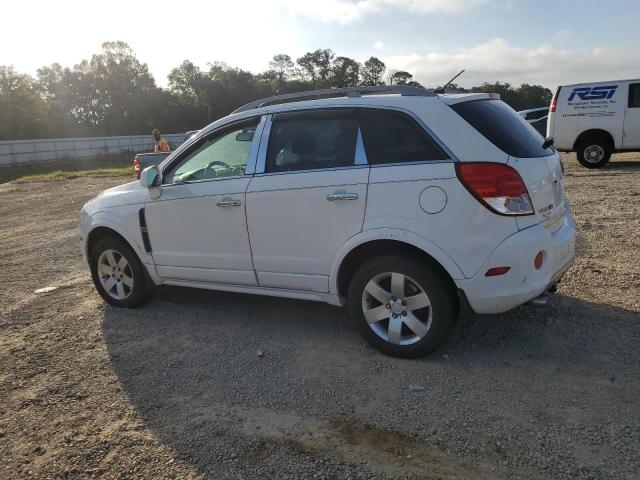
[11,166,132,183]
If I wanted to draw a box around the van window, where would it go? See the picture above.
[265,111,358,173]
[359,109,449,165]
[629,84,640,108]
[451,99,554,158]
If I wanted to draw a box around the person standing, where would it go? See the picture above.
[152,129,170,153]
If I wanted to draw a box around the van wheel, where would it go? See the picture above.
[90,235,154,308]
[347,255,456,358]
[576,138,611,168]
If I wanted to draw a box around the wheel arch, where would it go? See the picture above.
[84,216,161,285]
[573,129,615,151]
[330,229,465,300]
[86,226,131,261]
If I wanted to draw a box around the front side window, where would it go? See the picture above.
[359,109,449,165]
[165,120,259,184]
[629,84,640,108]
[265,111,358,173]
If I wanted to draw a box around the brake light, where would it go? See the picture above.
[455,162,534,216]
[550,87,560,113]
[133,157,140,176]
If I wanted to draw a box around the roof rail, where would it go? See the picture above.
[232,86,436,113]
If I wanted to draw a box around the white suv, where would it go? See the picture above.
[80,86,576,358]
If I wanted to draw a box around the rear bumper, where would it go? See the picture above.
[456,209,576,314]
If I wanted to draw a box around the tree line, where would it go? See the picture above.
[0,41,552,141]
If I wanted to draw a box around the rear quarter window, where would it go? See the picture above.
[359,109,449,165]
[452,99,554,158]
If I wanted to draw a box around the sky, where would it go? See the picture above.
[3,0,640,89]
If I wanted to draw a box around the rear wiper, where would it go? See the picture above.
[542,137,554,149]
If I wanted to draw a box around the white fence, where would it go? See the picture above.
[0,133,188,166]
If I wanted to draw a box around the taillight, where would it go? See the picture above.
[455,162,534,216]
[550,87,560,113]
[133,158,140,174]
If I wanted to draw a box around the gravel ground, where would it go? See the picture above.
[0,152,639,479]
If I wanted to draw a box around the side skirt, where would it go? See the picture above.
[162,278,345,306]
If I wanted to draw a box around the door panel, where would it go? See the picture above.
[246,168,368,292]
[145,178,257,285]
[144,117,262,286]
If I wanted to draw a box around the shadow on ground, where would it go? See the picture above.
[102,287,640,479]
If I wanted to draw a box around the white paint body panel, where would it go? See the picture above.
[246,168,368,292]
[144,178,257,285]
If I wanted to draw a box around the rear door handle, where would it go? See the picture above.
[217,199,241,207]
[327,192,359,201]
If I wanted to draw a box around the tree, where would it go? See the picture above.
[0,43,557,141]
[361,57,386,86]
[470,82,552,110]
[0,66,49,140]
[330,57,360,87]
[516,83,553,110]
[60,41,161,135]
[269,54,294,84]
[389,70,413,85]
[296,49,335,87]
[168,60,204,98]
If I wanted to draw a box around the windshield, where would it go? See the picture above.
[451,99,554,158]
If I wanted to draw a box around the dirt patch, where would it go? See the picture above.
[0,153,639,479]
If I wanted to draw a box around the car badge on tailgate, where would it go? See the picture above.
[538,203,554,216]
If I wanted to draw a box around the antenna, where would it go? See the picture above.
[434,69,465,94]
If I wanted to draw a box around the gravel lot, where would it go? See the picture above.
[1,153,639,479]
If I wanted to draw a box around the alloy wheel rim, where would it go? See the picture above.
[361,272,432,346]
[97,249,134,300]
[584,145,604,163]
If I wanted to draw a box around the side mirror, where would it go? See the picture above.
[140,165,161,199]
[140,165,160,189]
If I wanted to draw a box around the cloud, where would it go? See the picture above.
[282,0,501,24]
[373,41,385,51]
[384,39,640,89]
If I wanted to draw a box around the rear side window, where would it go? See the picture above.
[266,111,358,173]
[359,109,449,165]
[629,84,640,108]
[452,99,554,158]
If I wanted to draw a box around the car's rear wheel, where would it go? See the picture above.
[347,255,456,358]
[576,138,612,168]
[90,235,153,308]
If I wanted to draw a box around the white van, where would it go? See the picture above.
[547,79,640,168]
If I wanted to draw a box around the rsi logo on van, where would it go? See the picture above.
[568,85,617,101]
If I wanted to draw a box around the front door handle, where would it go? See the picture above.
[217,199,241,207]
[327,192,359,201]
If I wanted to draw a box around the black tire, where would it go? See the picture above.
[347,254,457,358]
[89,235,154,308]
[576,138,612,168]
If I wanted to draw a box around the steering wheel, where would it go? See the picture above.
[204,160,232,178]
[206,160,231,169]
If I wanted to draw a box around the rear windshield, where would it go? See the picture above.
[451,99,554,158]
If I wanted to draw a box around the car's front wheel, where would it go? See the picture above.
[347,255,456,358]
[90,235,153,308]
